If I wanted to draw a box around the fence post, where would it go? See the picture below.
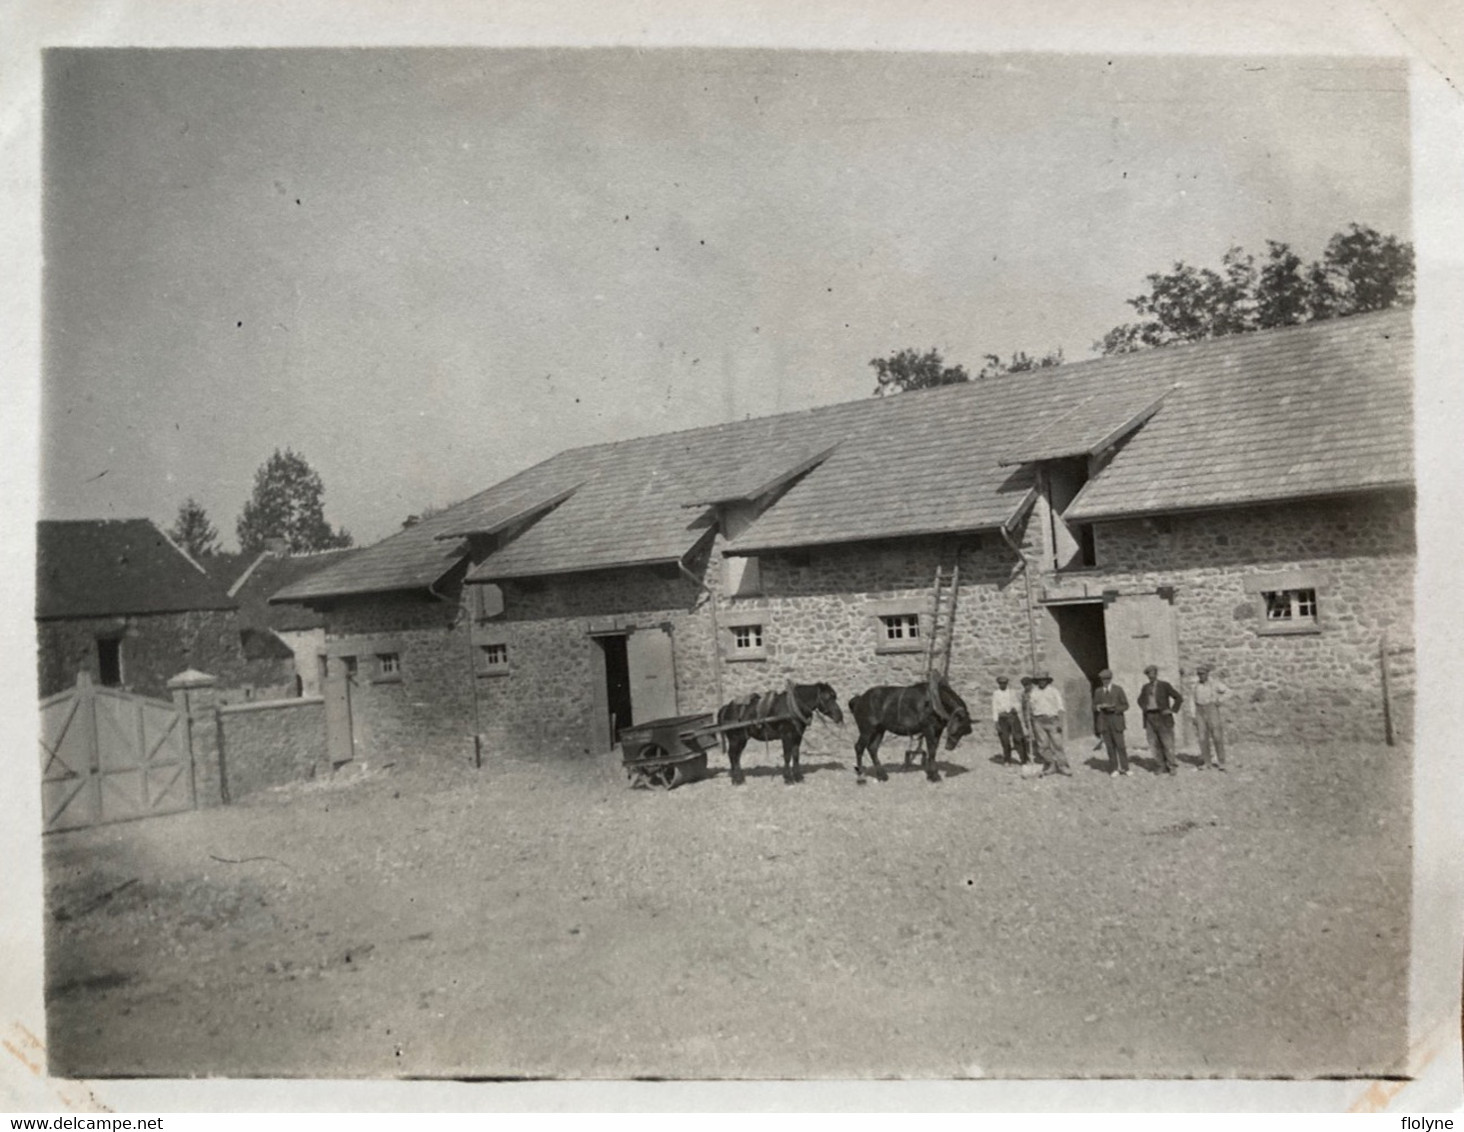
[167,669,221,805]
[1379,633,1394,748]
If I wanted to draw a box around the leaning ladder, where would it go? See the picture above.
[906,563,960,762]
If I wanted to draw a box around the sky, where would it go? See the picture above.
[41,49,1410,549]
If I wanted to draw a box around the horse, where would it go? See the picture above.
[717,681,843,785]
[847,676,974,783]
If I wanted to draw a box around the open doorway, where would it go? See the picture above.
[597,634,633,746]
[1043,601,1110,738]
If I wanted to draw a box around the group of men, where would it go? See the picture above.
[989,665,1230,778]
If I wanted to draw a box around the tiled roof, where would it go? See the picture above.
[36,519,238,619]
[435,485,581,540]
[680,443,840,506]
[275,309,1412,599]
[998,385,1176,466]
[231,549,357,631]
[1064,309,1412,519]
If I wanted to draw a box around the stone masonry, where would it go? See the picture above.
[314,490,1412,761]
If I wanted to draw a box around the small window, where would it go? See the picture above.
[881,613,921,641]
[374,652,401,682]
[478,643,509,675]
[342,655,359,678]
[97,638,122,687]
[1264,588,1318,623]
[733,624,763,650]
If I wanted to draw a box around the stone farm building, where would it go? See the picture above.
[35,519,280,700]
[273,309,1414,766]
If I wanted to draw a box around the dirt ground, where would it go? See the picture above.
[42,723,1410,1080]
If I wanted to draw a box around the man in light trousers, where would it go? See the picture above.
[1028,673,1070,776]
[1191,663,1229,771]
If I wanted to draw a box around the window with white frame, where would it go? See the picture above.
[478,642,509,673]
[375,652,401,681]
[1263,588,1318,625]
[732,624,763,651]
[880,613,921,642]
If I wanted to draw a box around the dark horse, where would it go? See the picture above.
[847,677,974,782]
[718,682,843,785]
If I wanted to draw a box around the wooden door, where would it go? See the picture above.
[323,658,354,768]
[626,625,678,724]
[1104,594,1180,746]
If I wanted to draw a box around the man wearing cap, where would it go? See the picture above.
[1027,673,1070,776]
[1137,664,1184,775]
[1091,668,1130,777]
[1190,664,1230,771]
[991,676,1028,765]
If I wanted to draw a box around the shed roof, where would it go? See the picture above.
[273,308,1412,599]
[36,519,238,620]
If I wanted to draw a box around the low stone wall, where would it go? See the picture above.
[215,697,326,801]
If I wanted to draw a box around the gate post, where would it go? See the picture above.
[167,669,222,805]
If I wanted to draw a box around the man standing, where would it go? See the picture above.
[1019,676,1036,752]
[1137,664,1183,775]
[991,675,1028,765]
[1091,668,1130,777]
[1191,663,1229,771]
[1028,673,1070,776]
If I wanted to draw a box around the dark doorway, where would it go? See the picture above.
[1045,602,1110,737]
[97,638,122,687]
[598,634,633,743]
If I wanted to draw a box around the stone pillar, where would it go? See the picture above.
[168,669,225,806]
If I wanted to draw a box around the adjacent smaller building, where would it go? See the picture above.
[35,519,259,700]
[223,546,358,697]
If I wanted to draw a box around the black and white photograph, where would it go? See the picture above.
[5,0,1463,1114]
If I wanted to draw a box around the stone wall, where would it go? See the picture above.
[216,698,326,800]
[312,490,1413,762]
[170,677,326,804]
[715,529,1034,714]
[480,557,713,759]
[322,590,479,764]
[1087,493,1414,742]
[37,609,280,700]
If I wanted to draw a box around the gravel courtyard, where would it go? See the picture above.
[42,726,1410,1080]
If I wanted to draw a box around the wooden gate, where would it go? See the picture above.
[39,672,195,833]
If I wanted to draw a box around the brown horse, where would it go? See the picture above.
[717,682,843,785]
[847,677,973,782]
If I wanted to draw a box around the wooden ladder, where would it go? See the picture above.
[906,563,960,762]
[923,563,960,681]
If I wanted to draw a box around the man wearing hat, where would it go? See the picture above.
[1027,673,1070,776]
[991,676,1028,765]
[1190,664,1230,770]
[1137,664,1184,775]
[1091,668,1130,777]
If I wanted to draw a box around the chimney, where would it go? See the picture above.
[264,536,289,556]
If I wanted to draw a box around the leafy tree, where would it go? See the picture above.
[1096,224,1413,354]
[1314,223,1414,314]
[236,448,353,555]
[977,348,1065,379]
[168,497,220,559]
[869,348,970,395]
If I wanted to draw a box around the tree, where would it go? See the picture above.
[869,348,970,395]
[168,497,220,559]
[1095,224,1413,354]
[236,448,354,555]
[977,348,1065,379]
